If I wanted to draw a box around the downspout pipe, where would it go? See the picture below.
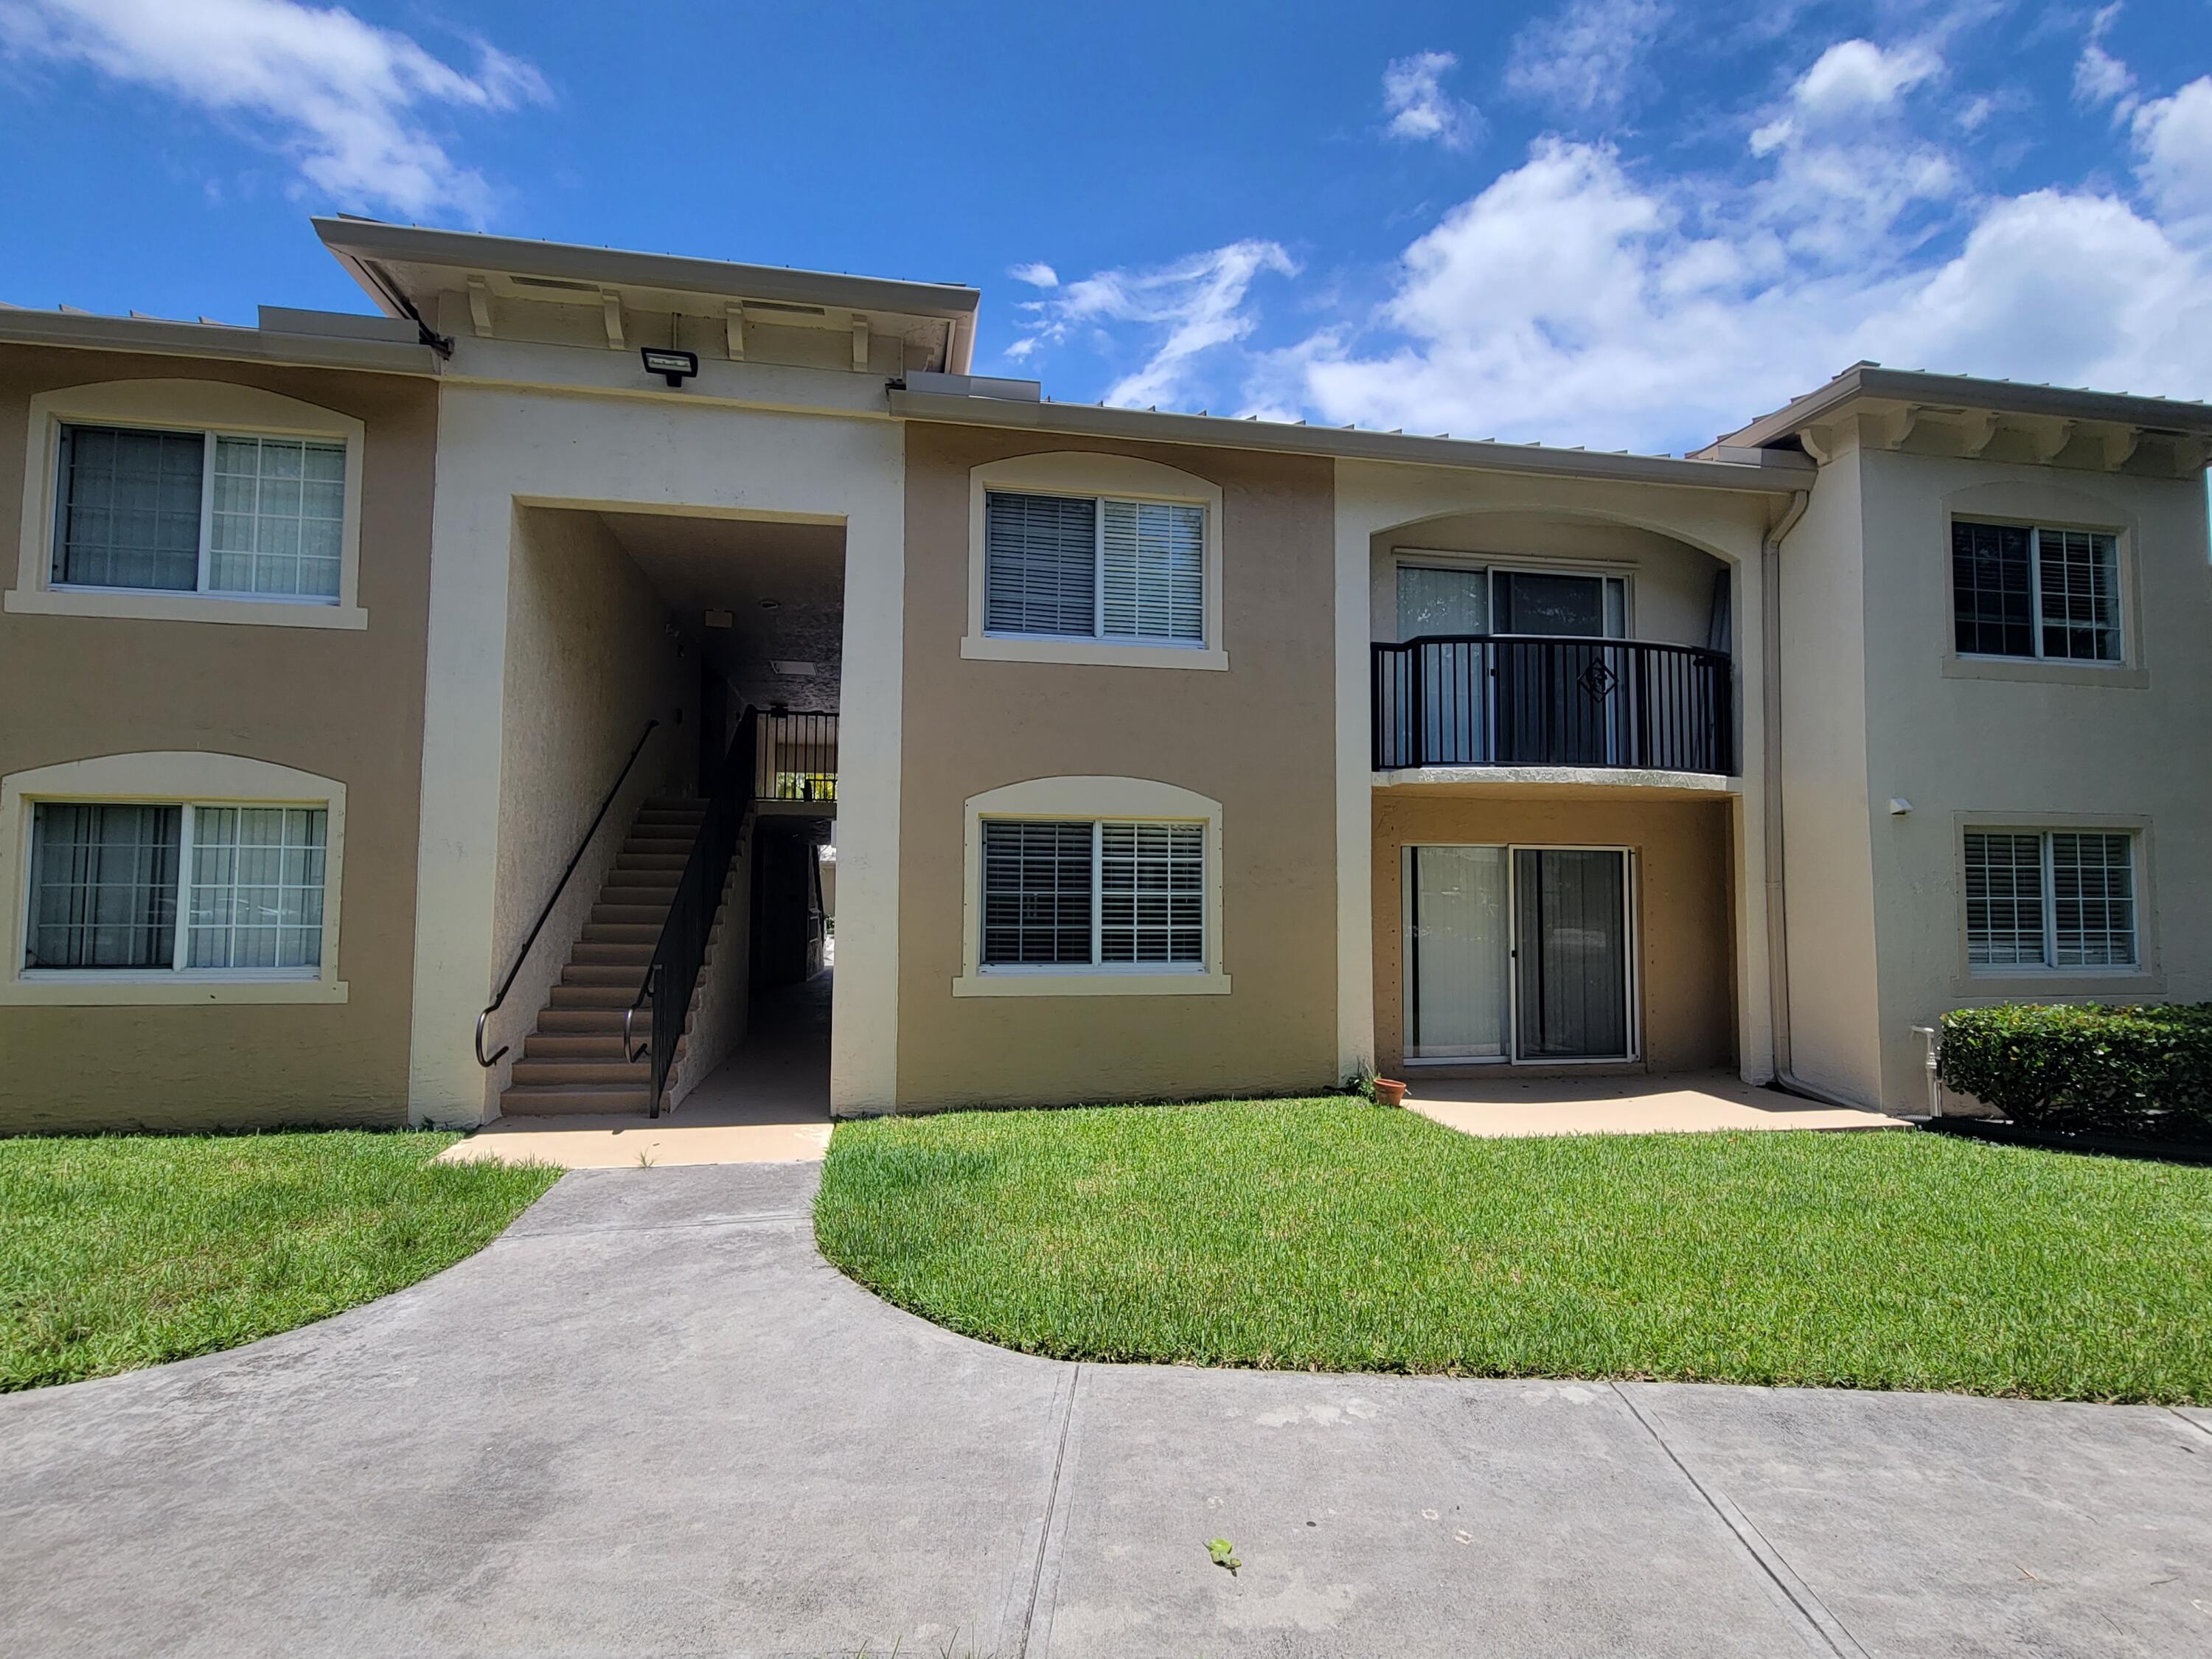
[1759,486,1865,1110]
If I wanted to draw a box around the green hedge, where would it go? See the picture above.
[1938,1003,2212,1141]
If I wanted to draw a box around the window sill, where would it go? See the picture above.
[961,635,1228,672]
[4,587,368,630]
[1942,654,2146,689]
[0,975,349,1006]
[1955,969,2158,999]
[952,970,1231,998]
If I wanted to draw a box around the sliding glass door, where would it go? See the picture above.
[1405,844,1634,1063]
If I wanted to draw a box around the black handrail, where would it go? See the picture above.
[475,718,659,1068]
[1372,634,1732,773]
[625,710,759,1117]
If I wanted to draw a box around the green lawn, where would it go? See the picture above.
[0,1131,558,1391]
[816,1099,2212,1404]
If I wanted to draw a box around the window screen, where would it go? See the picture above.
[209,437,346,599]
[25,803,182,969]
[2037,530,2121,664]
[1965,830,2136,970]
[1964,831,2045,967]
[984,491,1096,636]
[2050,832,2135,967]
[52,425,204,592]
[1952,521,2034,658]
[1100,499,1203,641]
[1099,822,1203,963]
[981,820,1094,964]
[187,807,328,970]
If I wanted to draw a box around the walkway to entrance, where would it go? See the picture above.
[442,971,832,1169]
[1407,1068,1901,1138]
[6,1160,2206,1656]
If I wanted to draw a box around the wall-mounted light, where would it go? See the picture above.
[641,347,698,388]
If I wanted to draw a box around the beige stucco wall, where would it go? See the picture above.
[0,347,436,1132]
[893,423,1340,1108]
[1369,511,1726,647]
[1851,442,2212,1110]
[1370,790,1737,1077]
[1773,445,1885,1103]
[478,506,696,1111]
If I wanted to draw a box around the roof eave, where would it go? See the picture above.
[0,307,442,377]
[888,387,1815,495]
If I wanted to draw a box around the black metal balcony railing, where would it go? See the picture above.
[753,712,838,803]
[1372,635,1733,774]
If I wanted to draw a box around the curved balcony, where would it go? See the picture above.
[1371,635,1733,776]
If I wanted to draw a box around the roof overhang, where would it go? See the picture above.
[0,304,440,377]
[891,375,1815,495]
[1708,363,2212,474]
[314,218,980,374]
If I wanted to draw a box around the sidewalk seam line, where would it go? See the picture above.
[2168,1407,2212,1445]
[1611,1382,1869,1659]
[494,1211,813,1244]
[1017,1362,1082,1659]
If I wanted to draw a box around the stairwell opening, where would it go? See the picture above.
[483,504,843,1128]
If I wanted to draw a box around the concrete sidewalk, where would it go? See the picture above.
[4,1164,2208,1658]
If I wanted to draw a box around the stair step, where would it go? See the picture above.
[598,885,675,904]
[572,942,653,965]
[589,905,669,928]
[501,1082,653,1116]
[643,796,705,813]
[550,984,644,1009]
[538,1008,654,1034]
[582,922,660,944]
[563,964,649,988]
[616,852,689,872]
[524,1032,631,1059]
[622,838,698,857]
[509,1057,647,1085]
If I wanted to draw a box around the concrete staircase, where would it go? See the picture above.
[499,796,705,1117]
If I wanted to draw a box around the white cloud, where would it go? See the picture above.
[1504,0,1668,121]
[1281,126,2211,453]
[1789,38,1940,121]
[2073,3,2137,114]
[1008,261,1060,288]
[1382,49,1480,150]
[1010,240,1297,411]
[2131,77,2212,228]
[0,0,548,220]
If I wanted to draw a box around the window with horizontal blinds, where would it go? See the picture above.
[1952,521,2120,663]
[984,488,1207,645]
[1099,822,1203,963]
[980,818,1206,970]
[1101,499,1204,641]
[984,491,1096,636]
[981,820,1094,964]
[1964,829,2136,970]
[53,426,204,591]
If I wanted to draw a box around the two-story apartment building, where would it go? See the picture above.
[4,219,2208,1133]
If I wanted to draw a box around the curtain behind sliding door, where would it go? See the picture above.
[1408,845,1509,1058]
[1513,848,1630,1059]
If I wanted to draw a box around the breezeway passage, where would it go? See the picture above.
[4,1162,2208,1657]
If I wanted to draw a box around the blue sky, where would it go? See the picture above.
[2,0,2208,454]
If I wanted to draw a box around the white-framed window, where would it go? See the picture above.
[1964,829,2138,971]
[953,776,1228,997]
[980,818,1205,970]
[0,753,349,1006]
[52,425,347,602]
[1952,520,2121,664]
[25,801,328,976]
[984,489,1205,647]
[8,380,369,630]
[961,453,1226,672]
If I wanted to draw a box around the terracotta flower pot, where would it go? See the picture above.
[1374,1077,1408,1108]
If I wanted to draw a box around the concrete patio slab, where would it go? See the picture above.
[1407,1068,1902,1138]
[5,1161,2206,1658]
